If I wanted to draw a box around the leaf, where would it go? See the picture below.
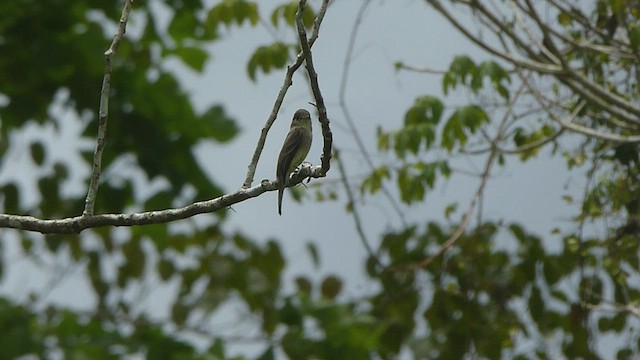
[158,258,175,281]
[257,346,275,360]
[207,0,259,29]
[0,300,38,358]
[1,184,19,213]
[295,276,312,295]
[443,55,476,94]
[207,339,226,358]
[397,162,449,204]
[361,166,391,195]
[477,61,511,99]
[377,126,390,151]
[172,46,209,72]
[29,141,46,165]
[404,96,444,126]
[246,42,290,81]
[444,202,458,219]
[320,275,343,299]
[200,105,240,142]
[168,10,198,43]
[630,25,640,51]
[391,96,443,157]
[271,1,315,28]
[306,242,320,268]
[557,11,573,26]
[441,105,489,151]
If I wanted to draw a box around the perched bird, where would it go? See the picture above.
[276,109,312,215]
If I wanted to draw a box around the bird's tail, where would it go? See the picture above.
[278,188,284,215]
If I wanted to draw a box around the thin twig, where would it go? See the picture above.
[411,142,498,270]
[339,0,407,226]
[335,148,382,267]
[83,0,134,216]
[464,128,565,155]
[583,302,640,319]
[411,74,530,270]
[241,0,330,189]
[395,62,448,74]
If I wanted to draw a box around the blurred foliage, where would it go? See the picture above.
[0,0,639,359]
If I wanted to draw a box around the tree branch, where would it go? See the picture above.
[522,76,640,143]
[335,148,382,267]
[83,0,134,216]
[296,0,332,176]
[437,0,640,125]
[425,0,563,74]
[0,177,314,234]
[411,76,530,270]
[338,0,407,226]
[241,0,330,189]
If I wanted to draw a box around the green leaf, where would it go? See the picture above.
[295,276,312,295]
[481,61,511,97]
[271,2,316,28]
[404,96,444,126]
[200,105,240,142]
[361,166,391,195]
[168,10,199,43]
[29,141,46,165]
[207,339,226,358]
[320,275,343,299]
[0,300,38,359]
[441,105,489,151]
[377,126,391,151]
[257,346,275,360]
[172,46,209,72]
[391,96,443,157]
[207,0,259,29]
[397,162,448,204]
[306,242,320,268]
[557,11,573,26]
[443,55,476,94]
[630,25,640,51]
[246,42,290,81]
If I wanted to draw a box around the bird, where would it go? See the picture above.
[276,109,312,215]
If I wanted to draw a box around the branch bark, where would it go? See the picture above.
[83,0,134,216]
[0,178,304,234]
[295,0,332,177]
[242,0,331,189]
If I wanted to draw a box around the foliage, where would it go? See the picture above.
[0,0,639,359]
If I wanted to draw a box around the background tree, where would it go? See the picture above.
[0,0,638,359]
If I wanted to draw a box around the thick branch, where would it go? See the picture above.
[0,168,323,234]
[522,75,640,143]
[83,0,134,216]
[425,0,563,74]
[241,0,330,188]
